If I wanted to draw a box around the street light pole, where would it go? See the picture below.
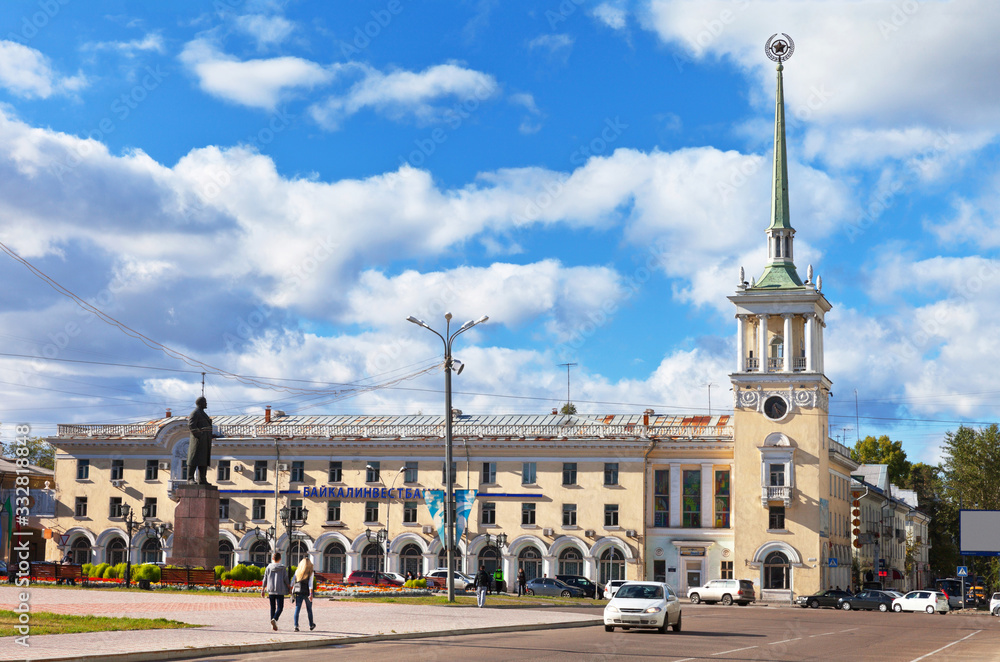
[407,312,488,602]
[121,504,139,589]
[385,467,406,574]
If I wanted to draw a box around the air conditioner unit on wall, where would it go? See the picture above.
[277,463,289,471]
[422,525,433,534]
[234,464,245,472]
[626,529,638,538]
[111,479,124,488]
[159,461,169,471]
[585,529,596,538]
[234,522,246,532]
[542,528,554,537]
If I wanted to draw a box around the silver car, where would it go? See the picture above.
[524,577,585,597]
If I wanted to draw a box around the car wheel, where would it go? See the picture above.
[926,606,935,614]
[526,589,534,596]
[878,603,888,612]
[622,627,630,631]
[893,604,902,612]
[722,594,733,606]
[658,619,669,634]
[841,602,851,611]
[689,593,701,604]
[992,606,1000,616]
[605,625,614,632]
[672,612,682,633]
[809,599,819,609]
[561,590,571,598]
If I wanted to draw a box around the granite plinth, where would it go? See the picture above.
[166,483,220,568]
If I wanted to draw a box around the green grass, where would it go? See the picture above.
[0,610,200,637]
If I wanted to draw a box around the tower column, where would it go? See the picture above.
[804,314,815,372]
[818,319,826,373]
[782,314,793,372]
[758,314,769,372]
[736,315,746,372]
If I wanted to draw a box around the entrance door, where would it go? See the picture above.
[685,561,702,593]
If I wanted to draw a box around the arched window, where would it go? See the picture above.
[289,540,308,568]
[518,546,542,581]
[764,551,790,590]
[770,335,784,359]
[599,547,625,585]
[438,548,463,573]
[399,544,422,577]
[558,547,584,576]
[71,537,92,565]
[140,538,162,564]
[250,540,271,567]
[784,235,791,259]
[478,546,499,575]
[323,542,346,575]
[107,538,127,566]
[218,540,235,569]
[362,543,382,572]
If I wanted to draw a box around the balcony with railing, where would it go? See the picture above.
[761,485,792,507]
[746,357,760,372]
[793,357,807,371]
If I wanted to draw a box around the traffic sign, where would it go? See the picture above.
[957,566,969,577]
[828,558,838,567]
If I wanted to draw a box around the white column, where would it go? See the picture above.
[701,463,714,529]
[818,319,826,373]
[804,314,814,372]
[758,314,769,372]
[783,314,793,372]
[669,464,681,528]
[736,315,746,372]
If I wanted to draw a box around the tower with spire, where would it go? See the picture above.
[729,35,855,598]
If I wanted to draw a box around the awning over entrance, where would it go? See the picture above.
[892,569,904,580]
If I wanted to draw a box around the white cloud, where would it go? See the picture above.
[179,38,333,110]
[593,3,628,30]
[528,33,574,54]
[309,62,499,130]
[87,33,165,56]
[235,14,295,49]
[0,40,87,98]
[509,92,543,134]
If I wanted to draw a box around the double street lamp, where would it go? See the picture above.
[365,527,388,582]
[250,524,277,565]
[407,312,489,602]
[279,504,309,566]
[485,532,508,592]
[119,503,153,588]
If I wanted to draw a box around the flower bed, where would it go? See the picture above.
[27,576,433,596]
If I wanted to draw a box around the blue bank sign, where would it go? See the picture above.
[299,486,426,500]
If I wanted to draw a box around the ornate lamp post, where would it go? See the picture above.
[120,503,141,588]
[250,525,277,565]
[486,532,508,592]
[279,504,309,567]
[365,527,389,582]
[137,516,170,589]
[407,312,489,602]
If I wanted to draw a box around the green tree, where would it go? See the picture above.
[850,435,911,484]
[559,402,577,415]
[902,463,958,578]
[941,424,1000,511]
[0,436,54,469]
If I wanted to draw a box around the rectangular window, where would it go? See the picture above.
[604,462,619,486]
[682,470,701,528]
[769,505,786,530]
[365,501,379,523]
[714,469,731,528]
[145,459,158,481]
[481,462,496,484]
[654,469,669,527]
[144,497,157,519]
[74,496,87,517]
[181,460,188,480]
[522,462,537,485]
[403,501,418,523]
[769,463,785,487]
[326,500,341,522]
[219,498,230,520]
[328,461,343,483]
[404,461,418,484]
[110,459,124,481]
[77,459,90,480]
[481,502,496,525]
[521,502,536,525]
[252,499,266,520]
[216,460,231,482]
[604,504,619,527]
[289,498,304,520]
[562,503,577,526]
[109,496,123,518]
[562,462,577,486]
[290,461,305,483]
[721,560,733,580]
[441,461,456,485]
[366,461,381,483]
[254,460,267,482]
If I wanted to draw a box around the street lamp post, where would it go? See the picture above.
[385,467,406,574]
[279,503,309,567]
[486,532,508,592]
[250,525,277,565]
[365,527,388,582]
[137,517,170,588]
[120,504,141,589]
[407,312,489,602]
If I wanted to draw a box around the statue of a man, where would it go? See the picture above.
[187,396,214,485]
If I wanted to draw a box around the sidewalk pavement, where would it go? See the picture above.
[2,587,600,662]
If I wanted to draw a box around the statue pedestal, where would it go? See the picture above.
[166,483,220,569]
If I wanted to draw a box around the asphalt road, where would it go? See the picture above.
[191,604,1000,662]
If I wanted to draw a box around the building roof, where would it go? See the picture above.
[0,457,54,477]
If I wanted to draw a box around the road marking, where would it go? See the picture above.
[839,627,859,632]
[809,631,837,637]
[769,637,802,645]
[712,646,758,656]
[908,630,981,662]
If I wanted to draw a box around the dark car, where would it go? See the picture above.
[556,574,600,598]
[795,589,852,609]
[524,576,585,598]
[840,589,894,612]
[345,570,403,586]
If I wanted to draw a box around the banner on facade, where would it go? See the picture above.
[454,489,478,543]
[423,489,478,550]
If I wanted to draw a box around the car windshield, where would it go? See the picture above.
[616,585,663,600]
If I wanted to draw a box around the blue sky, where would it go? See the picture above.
[1,0,999,466]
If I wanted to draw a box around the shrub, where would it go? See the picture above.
[414,578,427,588]
[90,563,109,579]
[221,570,232,581]
[112,562,128,579]
[214,565,225,580]
[82,563,93,578]
[133,564,161,582]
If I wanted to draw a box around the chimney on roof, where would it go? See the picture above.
[552,408,558,415]
[166,408,172,418]
[265,406,272,423]
[643,408,654,426]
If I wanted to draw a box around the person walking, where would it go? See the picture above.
[262,552,291,631]
[475,564,491,608]
[292,556,317,632]
[493,566,504,594]
[517,568,526,597]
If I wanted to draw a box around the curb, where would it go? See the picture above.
[32,617,604,662]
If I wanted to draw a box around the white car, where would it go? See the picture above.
[892,590,949,614]
[603,579,628,600]
[426,568,476,590]
[990,592,1000,616]
[604,581,682,633]
[382,572,408,584]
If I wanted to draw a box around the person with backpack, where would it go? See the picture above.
[262,552,291,630]
[292,556,317,632]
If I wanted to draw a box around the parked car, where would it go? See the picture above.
[425,569,475,590]
[556,574,600,598]
[839,590,895,612]
[604,581,682,633]
[892,590,949,614]
[795,589,852,609]
[603,579,629,600]
[344,570,403,586]
[966,585,986,606]
[381,571,408,584]
[990,592,1000,616]
[686,579,756,606]
[524,576,585,598]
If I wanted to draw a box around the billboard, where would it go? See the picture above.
[959,509,1000,556]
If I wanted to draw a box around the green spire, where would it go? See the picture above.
[769,62,792,231]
